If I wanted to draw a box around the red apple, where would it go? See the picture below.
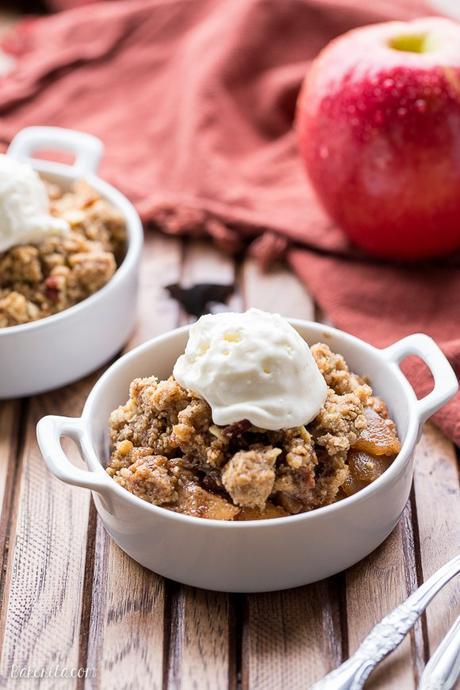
[296,17,460,260]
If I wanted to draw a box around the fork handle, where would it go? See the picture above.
[310,555,460,690]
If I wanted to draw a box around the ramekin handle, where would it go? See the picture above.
[37,415,113,495]
[381,334,458,425]
[8,126,103,174]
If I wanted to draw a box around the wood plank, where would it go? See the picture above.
[168,586,231,690]
[166,240,238,690]
[242,258,314,320]
[0,401,21,574]
[413,424,460,660]
[133,234,184,344]
[347,424,460,690]
[85,518,165,690]
[0,383,94,689]
[179,239,242,317]
[85,234,182,690]
[244,583,341,690]
[242,259,341,689]
[345,506,419,689]
[338,412,422,687]
[346,423,459,689]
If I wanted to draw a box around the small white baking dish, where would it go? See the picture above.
[0,126,143,398]
[37,322,457,592]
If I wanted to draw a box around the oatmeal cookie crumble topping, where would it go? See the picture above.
[0,180,126,328]
[107,343,401,521]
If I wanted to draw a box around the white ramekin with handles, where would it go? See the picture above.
[0,126,143,398]
[37,322,458,593]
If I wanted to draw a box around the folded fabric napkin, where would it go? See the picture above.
[0,0,458,442]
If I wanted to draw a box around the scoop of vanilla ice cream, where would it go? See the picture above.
[0,155,69,253]
[173,308,328,430]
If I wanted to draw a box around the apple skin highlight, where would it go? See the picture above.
[296,17,460,260]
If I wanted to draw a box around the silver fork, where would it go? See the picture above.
[418,615,460,690]
[310,554,460,690]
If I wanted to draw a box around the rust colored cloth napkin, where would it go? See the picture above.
[0,0,458,442]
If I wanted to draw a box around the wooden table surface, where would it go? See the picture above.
[0,232,458,690]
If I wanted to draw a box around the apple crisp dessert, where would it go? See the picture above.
[0,181,126,327]
[107,343,401,520]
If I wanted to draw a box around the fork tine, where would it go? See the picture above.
[418,615,460,690]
